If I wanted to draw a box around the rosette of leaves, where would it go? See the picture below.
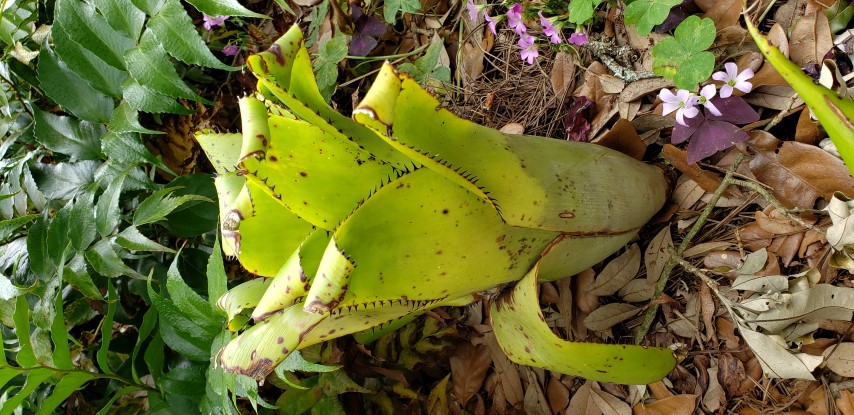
[199,25,678,385]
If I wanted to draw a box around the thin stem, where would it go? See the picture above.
[728,177,827,236]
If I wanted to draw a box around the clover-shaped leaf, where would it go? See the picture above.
[623,0,682,36]
[567,0,603,25]
[652,15,716,90]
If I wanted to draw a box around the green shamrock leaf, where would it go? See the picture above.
[651,15,716,90]
[623,0,682,36]
[383,0,420,24]
[568,0,603,25]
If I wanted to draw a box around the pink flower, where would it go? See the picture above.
[484,12,498,35]
[567,32,588,46]
[712,62,754,98]
[466,0,479,21]
[518,33,538,64]
[659,88,699,126]
[538,12,561,44]
[696,84,721,116]
[507,3,526,35]
[222,45,239,56]
[203,14,229,30]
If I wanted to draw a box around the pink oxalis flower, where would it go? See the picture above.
[483,12,498,35]
[202,14,229,30]
[567,31,588,46]
[538,12,561,44]
[712,62,754,98]
[695,85,721,116]
[466,0,479,21]
[659,88,699,126]
[507,3,526,35]
[518,33,538,64]
[222,45,239,56]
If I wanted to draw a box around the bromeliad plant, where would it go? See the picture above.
[198,24,677,385]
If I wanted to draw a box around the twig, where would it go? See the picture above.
[728,177,827,236]
[582,41,656,82]
[634,154,747,343]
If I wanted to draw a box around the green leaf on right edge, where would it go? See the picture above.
[651,15,716,90]
[623,0,682,36]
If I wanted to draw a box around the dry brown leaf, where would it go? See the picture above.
[737,222,775,252]
[568,381,603,415]
[599,74,626,94]
[743,85,804,110]
[801,337,837,355]
[749,131,854,209]
[584,303,641,331]
[540,281,559,304]
[805,384,828,415]
[751,24,791,87]
[499,123,525,134]
[647,381,672,400]
[837,390,854,415]
[594,119,646,160]
[460,42,484,86]
[481,331,524,407]
[550,52,576,96]
[617,99,641,121]
[699,282,717,343]
[701,365,723,413]
[575,268,600,314]
[789,12,834,67]
[768,233,804,266]
[672,176,706,211]
[699,0,741,29]
[795,107,823,145]
[633,394,698,415]
[703,250,742,271]
[717,353,746,399]
[645,227,673,283]
[662,144,723,193]
[587,244,641,296]
[450,343,491,405]
[575,61,608,106]
[546,377,571,414]
[773,0,807,30]
[683,241,732,258]
[590,387,632,415]
[618,279,656,302]
[756,208,808,235]
[621,78,674,103]
[523,369,551,415]
[823,342,854,377]
[632,114,673,146]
